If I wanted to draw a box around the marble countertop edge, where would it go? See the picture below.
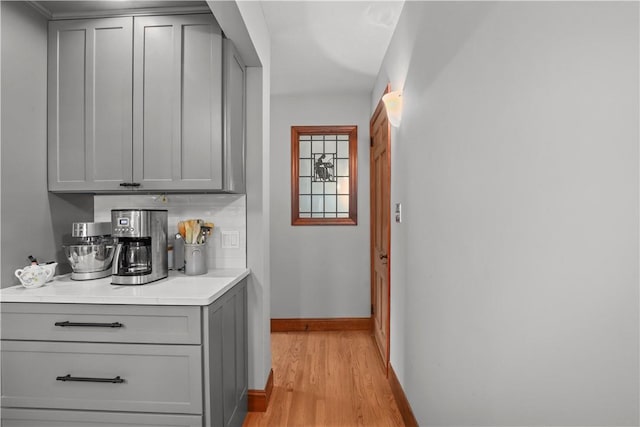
[0,268,250,306]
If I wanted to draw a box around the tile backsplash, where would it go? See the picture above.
[94,194,246,269]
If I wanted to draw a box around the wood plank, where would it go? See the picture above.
[243,331,403,426]
[271,317,372,332]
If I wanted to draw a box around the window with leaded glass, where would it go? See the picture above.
[291,126,357,225]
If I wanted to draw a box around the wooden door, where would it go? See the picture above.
[48,18,133,192]
[370,89,391,374]
[133,14,223,191]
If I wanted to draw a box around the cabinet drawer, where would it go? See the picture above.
[1,303,200,344]
[1,408,202,427]
[1,341,202,414]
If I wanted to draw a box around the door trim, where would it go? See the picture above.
[247,369,274,412]
[389,364,419,426]
[370,84,392,375]
[271,318,372,332]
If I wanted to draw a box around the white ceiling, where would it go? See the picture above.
[261,1,404,96]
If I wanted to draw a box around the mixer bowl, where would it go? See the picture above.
[64,244,115,273]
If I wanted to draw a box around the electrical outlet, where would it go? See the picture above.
[221,230,240,249]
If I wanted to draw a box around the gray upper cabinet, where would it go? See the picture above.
[133,15,223,191]
[48,17,134,192]
[48,13,246,194]
[223,39,246,194]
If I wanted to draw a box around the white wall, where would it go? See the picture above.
[240,1,273,393]
[238,1,273,393]
[1,1,93,287]
[93,194,246,269]
[208,0,273,390]
[374,2,639,425]
[270,93,371,318]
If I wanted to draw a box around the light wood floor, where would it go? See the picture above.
[243,331,404,427]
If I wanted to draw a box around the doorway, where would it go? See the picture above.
[370,85,391,375]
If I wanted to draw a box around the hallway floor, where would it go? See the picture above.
[243,331,404,426]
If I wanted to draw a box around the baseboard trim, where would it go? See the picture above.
[247,369,274,412]
[271,317,372,332]
[389,364,419,427]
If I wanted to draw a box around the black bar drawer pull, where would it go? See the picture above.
[56,374,125,384]
[54,321,123,328]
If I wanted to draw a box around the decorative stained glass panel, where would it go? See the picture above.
[291,126,357,225]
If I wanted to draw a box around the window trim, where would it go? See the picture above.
[291,125,358,226]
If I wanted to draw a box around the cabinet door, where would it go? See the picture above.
[1,303,201,344]
[48,18,133,192]
[2,408,202,427]
[133,14,223,191]
[223,39,246,193]
[203,278,248,427]
[2,341,202,414]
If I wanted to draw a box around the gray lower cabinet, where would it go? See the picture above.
[0,303,201,344]
[48,13,245,194]
[0,279,248,427]
[1,409,202,427]
[203,278,248,427]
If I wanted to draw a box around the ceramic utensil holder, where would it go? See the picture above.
[184,243,207,276]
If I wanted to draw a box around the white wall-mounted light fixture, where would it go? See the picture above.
[382,90,403,127]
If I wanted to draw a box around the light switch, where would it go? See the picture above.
[395,203,402,223]
[221,230,240,249]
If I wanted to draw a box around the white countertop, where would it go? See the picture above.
[0,269,250,306]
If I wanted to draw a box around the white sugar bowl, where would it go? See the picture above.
[41,262,58,282]
[14,264,52,289]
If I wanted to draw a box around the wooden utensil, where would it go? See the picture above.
[193,222,201,244]
[185,221,193,244]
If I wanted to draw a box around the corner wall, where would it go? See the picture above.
[237,2,273,393]
[1,2,93,287]
[374,2,639,425]
[208,0,273,391]
[270,93,371,318]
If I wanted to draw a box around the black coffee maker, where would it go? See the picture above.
[111,209,167,285]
